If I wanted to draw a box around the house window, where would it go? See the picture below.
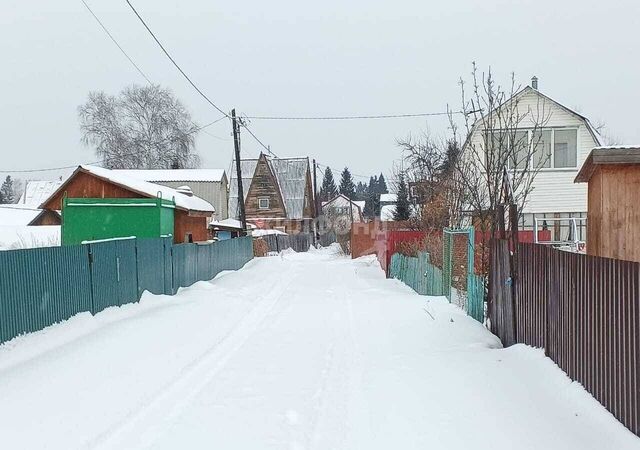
[258,198,269,209]
[554,129,578,168]
[532,130,552,168]
[499,128,578,170]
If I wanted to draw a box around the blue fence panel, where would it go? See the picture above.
[0,235,255,345]
[0,245,92,344]
[136,238,167,297]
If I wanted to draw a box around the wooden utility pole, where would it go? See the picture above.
[232,109,247,236]
[313,159,319,242]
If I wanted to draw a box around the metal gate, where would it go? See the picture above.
[87,238,139,314]
[443,227,484,322]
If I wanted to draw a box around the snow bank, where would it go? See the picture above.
[0,225,60,250]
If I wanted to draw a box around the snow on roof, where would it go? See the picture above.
[380,193,397,203]
[112,169,226,183]
[322,194,365,212]
[18,180,63,207]
[269,158,309,219]
[593,145,640,150]
[354,200,365,211]
[0,204,43,226]
[380,204,396,221]
[229,156,310,220]
[209,218,256,230]
[52,166,215,213]
[251,228,287,237]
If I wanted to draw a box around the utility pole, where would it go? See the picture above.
[232,109,247,236]
[313,159,319,243]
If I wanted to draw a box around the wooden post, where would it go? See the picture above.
[231,109,247,236]
[313,159,319,243]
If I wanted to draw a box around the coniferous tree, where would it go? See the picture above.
[0,176,15,204]
[394,172,411,221]
[363,176,377,218]
[319,167,338,202]
[355,181,367,201]
[377,173,389,195]
[339,167,356,199]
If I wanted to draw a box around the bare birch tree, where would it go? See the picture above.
[79,85,201,169]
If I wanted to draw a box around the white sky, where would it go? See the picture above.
[1,0,639,184]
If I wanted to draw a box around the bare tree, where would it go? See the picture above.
[79,84,201,169]
[451,63,551,233]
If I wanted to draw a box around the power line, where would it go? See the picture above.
[81,0,152,84]
[240,122,278,158]
[125,0,229,118]
[244,111,460,121]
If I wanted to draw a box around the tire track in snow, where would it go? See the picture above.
[86,259,300,450]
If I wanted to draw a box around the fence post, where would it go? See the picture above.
[509,204,519,342]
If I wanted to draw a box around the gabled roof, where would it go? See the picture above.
[229,155,311,220]
[322,194,364,212]
[18,180,63,207]
[112,168,226,183]
[575,146,640,183]
[41,165,215,213]
[465,86,603,148]
[380,193,397,203]
[0,204,43,226]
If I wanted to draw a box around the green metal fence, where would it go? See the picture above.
[389,252,444,296]
[389,230,486,324]
[0,236,254,344]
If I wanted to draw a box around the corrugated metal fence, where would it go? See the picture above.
[389,251,485,322]
[490,239,640,436]
[0,236,254,344]
[261,233,317,253]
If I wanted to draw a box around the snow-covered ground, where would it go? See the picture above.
[0,225,60,250]
[0,246,638,449]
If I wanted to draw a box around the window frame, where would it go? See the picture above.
[258,197,270,210]
[498,126,579,171]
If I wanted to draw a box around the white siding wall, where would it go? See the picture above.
[470,89,598,214]
[151,180,229,219]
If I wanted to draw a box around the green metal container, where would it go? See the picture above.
[62,197,174,245]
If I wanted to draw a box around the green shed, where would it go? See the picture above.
[62,197,175,245]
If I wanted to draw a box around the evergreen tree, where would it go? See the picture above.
[319,167,338,202]
[363,176,377,218]
[0,176,14,204]
[393,172,411,221]
[377,173,389,195]
[338,167,356,199]
[355,181,367,201]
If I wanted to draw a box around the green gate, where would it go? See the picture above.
[443,227,484,322]
[87,237,139,314]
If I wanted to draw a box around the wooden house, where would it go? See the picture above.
[40,165,215,244]
[322,194,365,223]
[575,146,640,262]
[228,154,315,233]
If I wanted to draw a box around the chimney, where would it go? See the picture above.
[531,76,539,90]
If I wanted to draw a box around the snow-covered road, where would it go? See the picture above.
[0,246,638,449]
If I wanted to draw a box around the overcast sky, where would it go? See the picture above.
[2,0,639,185]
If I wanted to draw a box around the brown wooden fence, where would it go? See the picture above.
[490,239,640,435]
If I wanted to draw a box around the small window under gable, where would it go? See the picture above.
[258,198,270,209]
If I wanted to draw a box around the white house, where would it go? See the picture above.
[465,77,603,240]
[322,194,365,223]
